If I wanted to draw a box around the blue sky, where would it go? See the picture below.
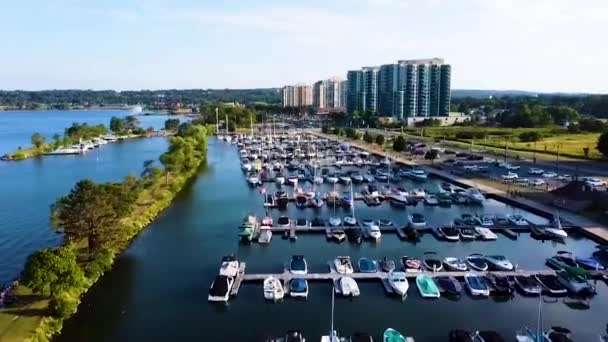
[1,0,606,93]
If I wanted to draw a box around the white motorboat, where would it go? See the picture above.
[480,215,494,226]
[242,162,253,172]
[264,276,284,301]
[328,216,342,227]
[408,213,427,229]
[325,175,339,184]
[475,227,498,240]
[424,194,439,205]
[485,255,514,271]
[464,273,490,296]
[261,216,273,226]
[339,277,360,297]
[276,176,285,185]
[443,257,468,272]
[258,228,273,244]
[208,275,234,302]
[410,188,426,198]
[408,169,428,181]
[388,272,410,298]
[367,224,381,242]
[247,174,260,186]
[290,255,308,274]
[506,214,529,226]
[466,254,489,271]
[546,211,568,239]
[331,229,346,243]
[314,176,324,184]
[219,255,239,277]
[288,175,299,185]
[334,256,354,274]
[465,188,485,204]
[289,278,309,298]
[343,216,357,226]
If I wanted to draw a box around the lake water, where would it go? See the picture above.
[56,138,608,341]
[0,109,171,155]
[0,110,171,282]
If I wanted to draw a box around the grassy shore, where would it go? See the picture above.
[1,145,51,161]
[0,134,206,341]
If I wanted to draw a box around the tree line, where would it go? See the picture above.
[20,122,208,324]
[0,89,280,108]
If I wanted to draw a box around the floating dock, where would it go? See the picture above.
[229,260,607,297]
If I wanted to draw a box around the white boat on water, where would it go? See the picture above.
[208,275,234,302]
[334,256,354,274]
[506,214,529,226]
[247,174,260,186]
[219,255,239,277]
[408,169,428,181]
[388,272,410,298]
[367,224,382,242]
[258,228,273,244]
[275,176,285,185]
[264,276,284,301]
[465,188,485,204]
[546,211,568,239]
[474,227,498,240]
[329,216,341,227]
[339,277,360,297]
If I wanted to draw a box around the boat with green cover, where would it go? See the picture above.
[416,274,441,298]
[384,328,406,342]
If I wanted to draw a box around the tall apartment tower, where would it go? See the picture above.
[312,77,344,110]
[374,58,451,119]
[346,68,379,114]
[281,84,313,107]
[346,70,363,114]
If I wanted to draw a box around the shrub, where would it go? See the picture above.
[49,291,79,319]
[598,132,608,157]
[519,131,543,142]
[363,131,374,143]
[375,134,385,146]
[393,136,407,152]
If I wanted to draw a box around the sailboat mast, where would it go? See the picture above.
[250,113,253,138]
[350,182,355,218]
[215,107,219,134]
[225,114,228,135]
[330,285,335,340]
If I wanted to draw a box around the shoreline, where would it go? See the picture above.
[0,128,207,342]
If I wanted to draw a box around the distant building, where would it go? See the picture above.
[404,112,469,127]
[313,77,344,111]
[281,83,313,107]
[348,58,451,121]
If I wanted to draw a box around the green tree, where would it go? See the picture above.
[579,118,606,133]
[31,132,46,149]
[52,133,62,148]
[21,247,85,295]
[393,135,407,152]
[49,291,80,318]
[598,132,608,158]
[337,128,346,137]
[51,179,137,256]
[424,150,439,164]
[519,131,543,142]
[375,134,385,146]
[546,106,580,125]
[363,131,374,143]
[110,116,126,134]
[125,115,139,130]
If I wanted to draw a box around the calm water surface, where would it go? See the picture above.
[57,139,608,341]
[0,110,171,282]
[0,109,171,155]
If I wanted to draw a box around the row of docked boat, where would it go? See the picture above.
[208,255,241,302]
[263,328,413,342]
[449,327,576,342]
[44,134,121,155]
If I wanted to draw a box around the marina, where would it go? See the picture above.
[57,137,608,342]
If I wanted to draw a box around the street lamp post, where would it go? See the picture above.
[533,141,537,164]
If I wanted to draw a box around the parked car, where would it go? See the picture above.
[506,164,521,171]
[582,177,607,187]
[444,150,456,155]
[529,168,544,175]
[501,172,519,180]
[542,172,557,178]
[528,179,546,186]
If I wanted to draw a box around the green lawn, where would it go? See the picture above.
[483,133,602,159]
[0,286,49,342]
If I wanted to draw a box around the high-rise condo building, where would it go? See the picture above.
[313,77,344,110]
[346,67,379,113]
[349,58,451,119]
[281,83,313,107]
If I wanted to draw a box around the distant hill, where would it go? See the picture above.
[451,89,592,99]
